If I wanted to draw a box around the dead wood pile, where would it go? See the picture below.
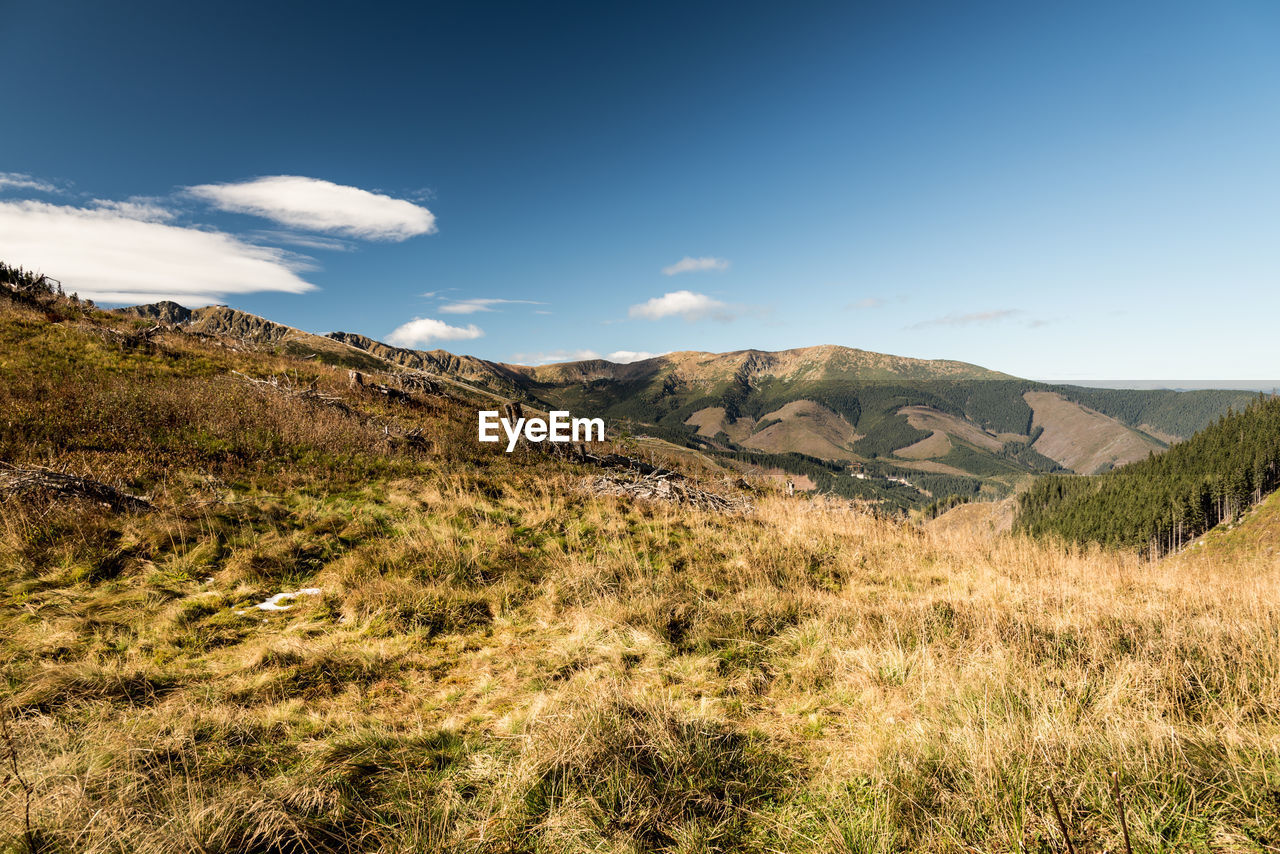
[0,463,153,512]
[348,370,442,400]
[233,370,438,451]
[231,370,355,414]
[92,323,167,352]
[587,472,752,513]
[539,442,680,477]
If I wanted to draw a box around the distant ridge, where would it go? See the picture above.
[117,302,390,372]
[115,299,1261,508]
[1045,379,1280,392]
[120,301,299,344]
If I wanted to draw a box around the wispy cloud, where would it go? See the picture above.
[385,317,483,348]
[247,230,355,252]
[909,309,1025,329]
[187,175,436,241]
[662,256,729,276]
[510,349,602,365]
[629,290,738,322]
[0,199,315,306]
[0,172,57,193]
[438,297,545,314]
[606,350,662,363]
[90,197,175,223]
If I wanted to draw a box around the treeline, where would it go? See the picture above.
[0,262,52,292]
[718,448,903,505]
[939,443,1027,477]
[922,493,971,520]
[0,262,96,309]
[995,438,1061,473]
[863,461,991,509]
[1015,395,1280,555]
[713,448,987,511]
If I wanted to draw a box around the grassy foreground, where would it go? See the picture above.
[1,292,1279,852]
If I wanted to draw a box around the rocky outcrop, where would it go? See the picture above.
[116,302,298,344]
[117,300,193,325]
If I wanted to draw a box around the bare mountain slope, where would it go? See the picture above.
[741,400,861,460]
[900,406,1004,452]
[1024,391,1165,474]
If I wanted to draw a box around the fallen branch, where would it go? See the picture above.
[0,462,153,513]
[234,370,438,453]
[92,322,167,352]
[539,441,681,478]
[230,369,354,414]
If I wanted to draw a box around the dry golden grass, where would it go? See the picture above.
[4,486,1278,853]
[1,291,1278,853]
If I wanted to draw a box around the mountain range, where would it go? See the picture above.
[121,301,1261,509]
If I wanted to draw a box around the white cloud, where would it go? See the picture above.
[0,200,315,305]
[187,175,436,241]
[507,348,664,365]
[629,290,734,321]
[0,172,57,193]
[385,317,483,348]
[510,349,602,365]
[438,297,545,314]
[606,350,662,363]
[662,256,729,276]
[90,197,175,223]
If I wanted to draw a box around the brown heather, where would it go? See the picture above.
[1,291,1278,853]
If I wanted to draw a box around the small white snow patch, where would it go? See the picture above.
[252,587,322,612]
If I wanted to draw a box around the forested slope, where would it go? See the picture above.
[1015,396,1280,554]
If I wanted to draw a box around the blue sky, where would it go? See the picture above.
[3,0,1279,380]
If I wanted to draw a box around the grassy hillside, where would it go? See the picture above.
[2,273,1280,852]
[1174,487,1280,568]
